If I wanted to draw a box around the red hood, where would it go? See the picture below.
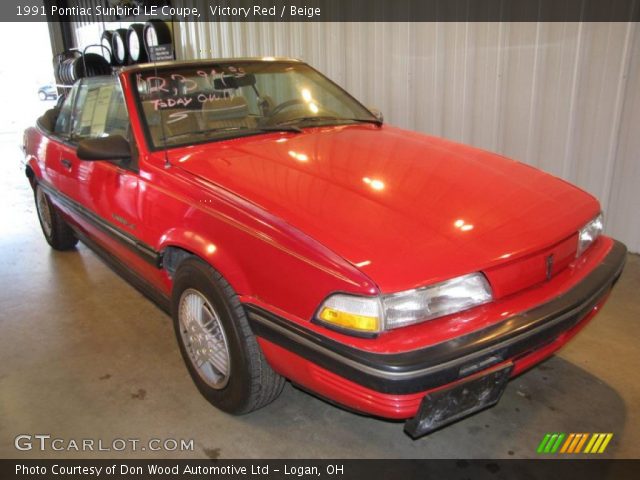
[170,125,599,293]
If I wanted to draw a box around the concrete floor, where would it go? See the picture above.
[1,132,639,459]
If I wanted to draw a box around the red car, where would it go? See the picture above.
[23,58,626,438]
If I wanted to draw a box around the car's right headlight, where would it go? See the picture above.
[315,273,493,336]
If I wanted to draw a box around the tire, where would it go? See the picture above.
[171,258,285,414]
[34,185,78,251]
[56,53,110,85]
[82,53,111,77]
[38,91,47,101]
[127,24,147,63]
[112,28,129,65]
[100,30,114,65]
[143,20,173,60]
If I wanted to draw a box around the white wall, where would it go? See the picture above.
[86,20,640,253]
[0,22,56,134]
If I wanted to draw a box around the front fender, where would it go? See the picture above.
[158,227,252,296]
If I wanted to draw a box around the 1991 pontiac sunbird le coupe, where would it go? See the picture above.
[23,58,626,437]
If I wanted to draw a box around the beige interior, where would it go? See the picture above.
[202,96,256,130]
[142,96,257,143]
[142,101,200,141]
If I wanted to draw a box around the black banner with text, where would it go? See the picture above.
[3,459,640,480]
[2,0,639,22]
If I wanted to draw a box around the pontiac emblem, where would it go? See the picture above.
[545,254,555,280]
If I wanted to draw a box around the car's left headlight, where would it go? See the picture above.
[315,272,493,335]
[576,213,604,258]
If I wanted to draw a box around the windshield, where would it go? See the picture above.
[134,61,377,149]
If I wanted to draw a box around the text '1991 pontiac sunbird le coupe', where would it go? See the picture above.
[23,58,626,438]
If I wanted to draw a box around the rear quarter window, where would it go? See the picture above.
[53,86,77,135]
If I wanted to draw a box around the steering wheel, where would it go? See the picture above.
[268,99,307,117]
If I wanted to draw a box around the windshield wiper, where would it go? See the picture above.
[163,126,244,141]
[345,117,383,127]
[163,125,302,143]
[256,125,303,133]
[275,116,382,128]
[275,116,339,126]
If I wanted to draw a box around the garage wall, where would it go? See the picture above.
[70,20,640,253]
[171,21,640,253]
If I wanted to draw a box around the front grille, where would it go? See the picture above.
[484,232,579,299]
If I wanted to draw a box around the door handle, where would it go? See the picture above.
[60,158,72,170]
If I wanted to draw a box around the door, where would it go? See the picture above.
[68,76,141,235]
[60,75,153,273]
[44,84,78,197]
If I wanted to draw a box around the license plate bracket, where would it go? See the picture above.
[404,363,513,438]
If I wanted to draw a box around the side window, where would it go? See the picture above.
[53,85,77,135]
[70,77,129,141]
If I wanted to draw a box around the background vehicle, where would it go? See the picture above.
[37,84,58,101]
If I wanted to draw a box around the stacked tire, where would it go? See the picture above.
[142,20,172,60]
[100,30,114,65]
[111,28,130,65]
[100,21,172,66]
[127,24,148,63]
[55,20,173,86]
[55,52,111,85]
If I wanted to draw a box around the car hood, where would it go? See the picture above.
[171,125,599,293]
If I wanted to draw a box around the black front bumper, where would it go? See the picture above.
[247,240,627,395]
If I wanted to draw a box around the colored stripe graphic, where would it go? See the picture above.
[574,433,589,453]
[537,434,552,453]
[544,434,558,453]
[584,434,598,453]
[597,434,613,453]
[537,433,565,453]
[567,433,587,453]
[538,433,613,454]
[568,434,581,453]
[560,433,575,453]
[550,433,565,453]
[584,433,614,454]
[590,434,606,453]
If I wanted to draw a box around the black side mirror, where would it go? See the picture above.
[77,135,131,162]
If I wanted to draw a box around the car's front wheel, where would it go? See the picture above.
[38,91,47,101]
[171,258,285,414]
[34,185,78,250]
